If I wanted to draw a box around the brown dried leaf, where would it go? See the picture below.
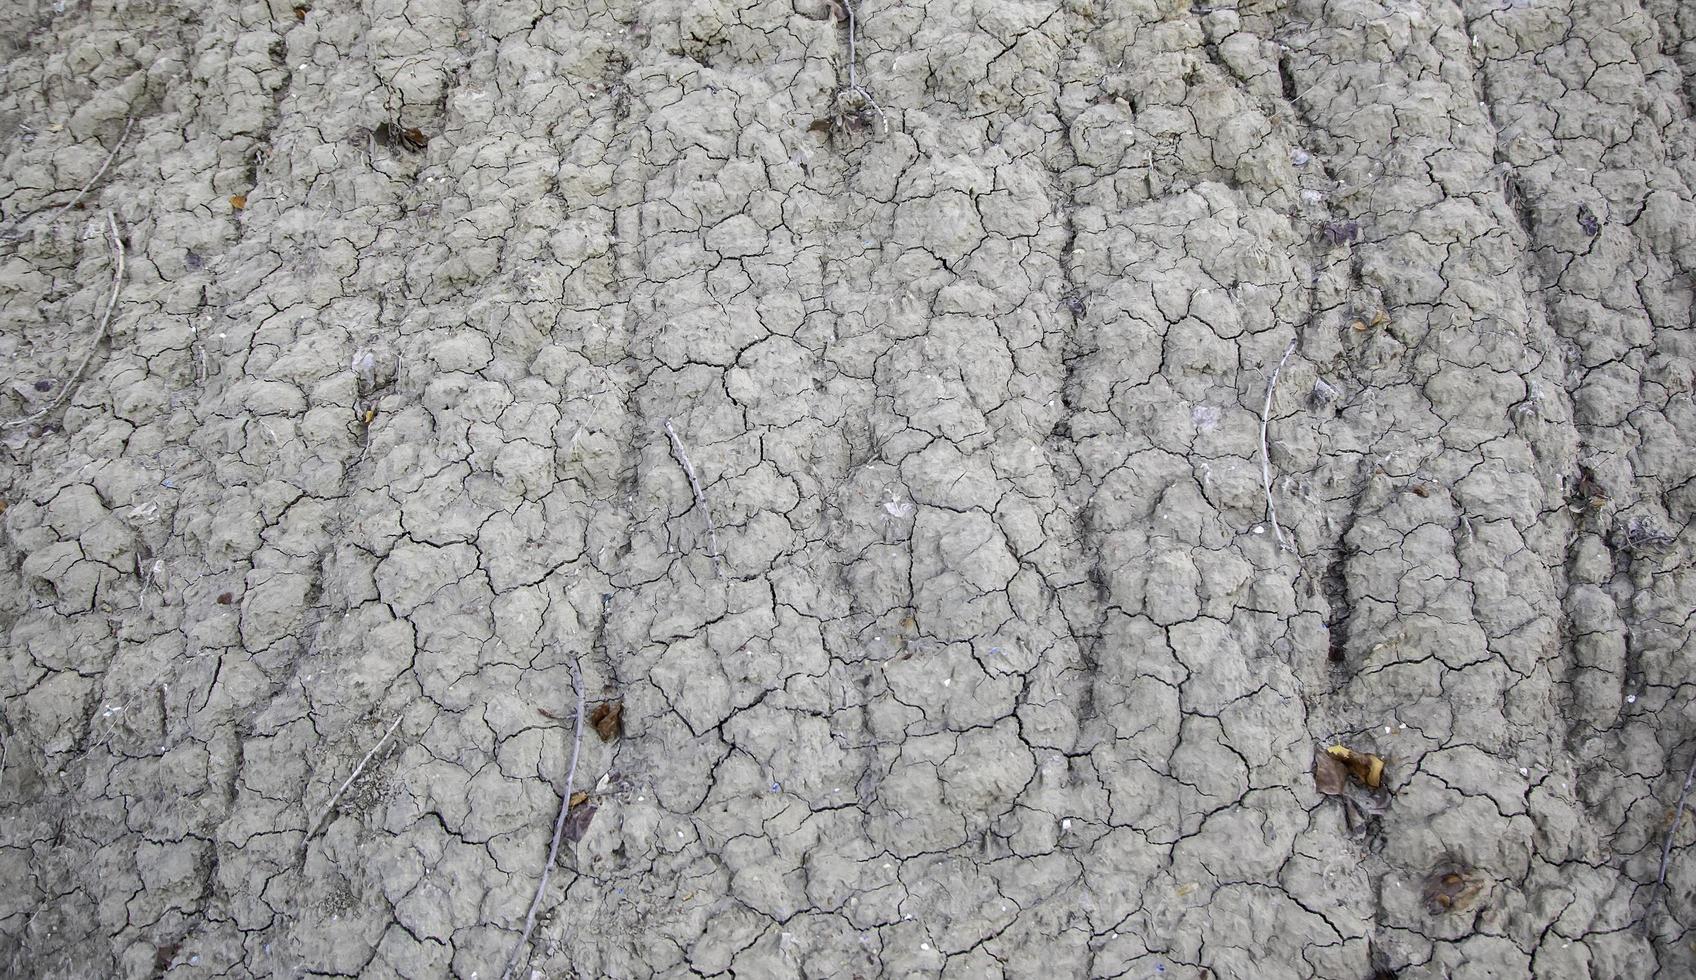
[590,701,623,742]
[568,790,588,808]
[216,592,234,605]
[1314,749,1348,796]
[228,195,247,210]
[808,118,833,134]
[1422,868,1485,915]
[562,802,598,844]
[293,5,310,20]
[1326,744,1386,789]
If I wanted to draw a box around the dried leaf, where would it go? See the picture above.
[399,127,429,151]
[217,592,234,605]
[590,701,623,742]
[228,195,247,210]
[293,5,310,20]
[568,790,588,808]
[1423,868,1485,914]
[1327,744,1386,789]
[562,802,598,844]
[808,118,833,134]
[1576,204,1601,237]
[1314,749,1348,796]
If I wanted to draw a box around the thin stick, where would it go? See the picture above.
[501,658,586,980]
[35,118,135,230]
[842,1,889,132]
[302,712,406,846]
[663,418,724,578]
[4,212,126,429]
[1259,339,1298,552]
[1657,748,1696,891]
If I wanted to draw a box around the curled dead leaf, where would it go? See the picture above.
[1423,867,1485,914]
[590,701,623,741]
[562,800,598,844]
[1326,744,1386,790]
[1314,749,1348,796]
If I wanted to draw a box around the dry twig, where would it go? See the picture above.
[841,1,888,132]
[39,118,135,229]
[664,417,724,578]
[1657,748,1696,892]
[302,711,406,847]
[1,118,135,238]
[501,658,586,980]
[4,212,126,429]
[1259,339,1299,552]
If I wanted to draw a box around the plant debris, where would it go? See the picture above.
[1314,750,1349,795]
[1320,219,1361,246]
[562,798,598,844]
[228,195,247,210]
[1576,203,1601,236]
[1423,865,1485,914]
[1326,744,1385,789]
[590,701,623,741]
[375,122,429,152]
[1570,465,1608,514]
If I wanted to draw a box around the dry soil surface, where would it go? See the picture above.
[2,0,1695,978]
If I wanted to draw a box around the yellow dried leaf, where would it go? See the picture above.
[568,791,589,808]
[1326,744,1386,789]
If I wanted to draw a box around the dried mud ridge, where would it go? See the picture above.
[1,1,1693,978]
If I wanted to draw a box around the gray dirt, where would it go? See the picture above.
[1,0,1694,977]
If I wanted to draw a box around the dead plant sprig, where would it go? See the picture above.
[4,212,126,430]
[500,658,586,980]
[302,711,407,848]
[1259,339,1299,552]
[1,117,134,238]
[841,1,888,133]
[1657,747,1696,893]
[664,417,724,578]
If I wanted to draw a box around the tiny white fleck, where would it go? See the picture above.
[1062,818,1072,830]
[1252,525,1265,534]
[1519,768,1529,776]
[677,830,685,839]
[942,679,951,687]
[1384,726,1392,734]
[921,943,930,951]
[1626,695,1637,704]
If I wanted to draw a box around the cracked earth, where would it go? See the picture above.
[1,0,1694,977]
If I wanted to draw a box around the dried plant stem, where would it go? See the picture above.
[842,1,888,130]
[664,418,724,578]
[501,659,585,980]
[1657,748,1696,891]
[37,118,135,229]
[4,212,126,429]
[1259,339,1299,552]
[303,712,405,846]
